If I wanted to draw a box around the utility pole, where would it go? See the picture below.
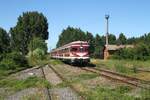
[105,14,109,46]
[104,14,110,60]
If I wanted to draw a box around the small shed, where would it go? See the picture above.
[103,45,134,60]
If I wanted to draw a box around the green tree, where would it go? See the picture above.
[126,37,136,44]
[56,26,86,47]
[93,34,104,58]
[108,34,116,44]
[113,43,150,61]
[86,32,95,56]
[28,37,47,53]
[134,43,150,60]
[27,38,47,65]
[0,27,10,54]
[117,33,127,45]
[10,11,49,55]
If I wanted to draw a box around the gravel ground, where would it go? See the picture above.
[44,65,82,100]
[52,64,90,80]
[0,88,14,99]
[1,66,49,100]
[50,87,80,100]
[57,64,87,75]
[6,88,47,100]
[2,64,83,100]
[11,66,43,80]
[43,65,62,85]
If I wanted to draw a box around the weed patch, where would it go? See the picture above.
[69,73,98,84]
[84,85,135,100]
[49,59,63,65]
[115,63,130,73]
[0,76,51,92]
[140,89,150,99]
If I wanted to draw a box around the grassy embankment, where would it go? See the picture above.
[48,59,150,100]
[0,76,51,99]
[91,59,150,81]
[0,55,52,99]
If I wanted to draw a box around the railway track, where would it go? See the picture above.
[6,66,41,78]
[40,66,52,100]
[80,67,150,89]
[130,68,150,73]
[48,64,85,100]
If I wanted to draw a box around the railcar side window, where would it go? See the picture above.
[71,48,78,52]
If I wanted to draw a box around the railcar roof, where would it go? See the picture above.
[51,41,88,52]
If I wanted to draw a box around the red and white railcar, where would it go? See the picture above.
[50,41,90,63]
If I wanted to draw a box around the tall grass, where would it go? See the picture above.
[84,85,135,100]
[115,63,130,73]
[0,76,51,91]
[93,59,150,68]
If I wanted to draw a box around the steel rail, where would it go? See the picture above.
[41,66,52,100]
[80,67,150,89]
[48,64,85,100]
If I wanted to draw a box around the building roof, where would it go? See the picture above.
[105,44,134,51]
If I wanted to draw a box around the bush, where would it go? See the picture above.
[0,59,17,70]
[28,37,47,54]
[32,48,45,59]
[0,76,51,91]
[28,48,45,60]
[113,43,150,61]
[27,37,47,66]
[5,52,28,67]
[0,54,3,61]
[0,51,29,70]
[27,48,46,66]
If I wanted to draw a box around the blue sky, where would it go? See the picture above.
[0,0,150,51]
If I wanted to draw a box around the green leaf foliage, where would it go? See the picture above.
[108,34,117,44]
[93,34,105,58]
[10,11,49,55]
[113,43,150,60]
[32,48,45,60]
[0,27,10,54]
[28,37,47,53]
[56,26,86,47]
[117,33,127,45]
[86,32,95,55]
[27,37,47,66]
[0,51,28,70]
